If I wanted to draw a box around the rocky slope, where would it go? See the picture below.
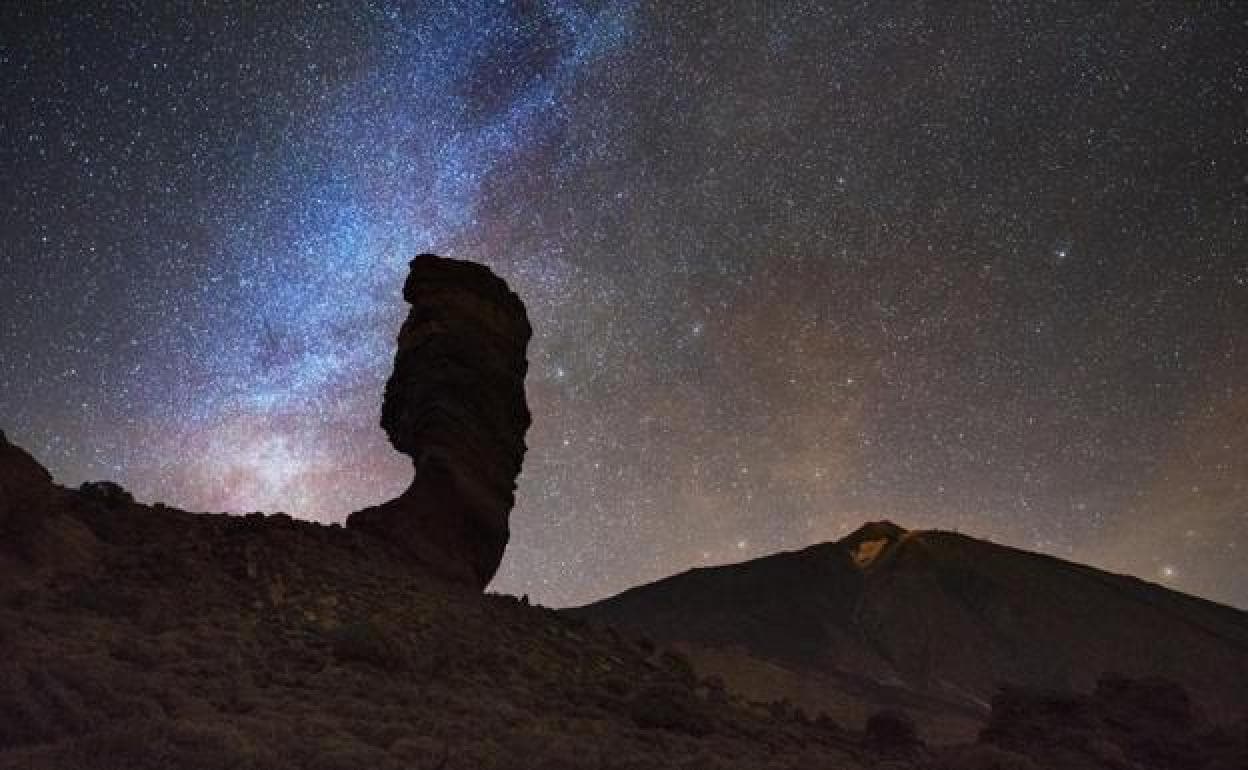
[570,521,1248,745]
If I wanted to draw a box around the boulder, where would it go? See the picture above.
[79,481,135,510]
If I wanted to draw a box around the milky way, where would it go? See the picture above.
[2,2,1245,608]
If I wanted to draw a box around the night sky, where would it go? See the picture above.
[2,2,1245,609]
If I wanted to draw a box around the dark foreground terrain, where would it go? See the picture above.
[3,432,1247,769]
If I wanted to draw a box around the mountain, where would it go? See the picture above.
[0,255,882,769]
[570,521,1248,743]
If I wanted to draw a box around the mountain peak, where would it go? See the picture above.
[839,520,909,568]
[841,520,909,544]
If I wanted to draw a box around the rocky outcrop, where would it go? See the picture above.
[0,430,53,513]
[348,254,532,588]
[0,430,55,541]
[0,431,98,576]
[78,481,135,510]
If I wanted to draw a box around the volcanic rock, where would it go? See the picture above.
[348,254,532,588]
[0,430,55,546]
[865,708,921,753]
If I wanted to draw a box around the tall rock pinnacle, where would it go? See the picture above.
[348,254,532,588]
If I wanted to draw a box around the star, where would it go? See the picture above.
[1,1,1244,610]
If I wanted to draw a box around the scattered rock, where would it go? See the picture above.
[931,744,1041,770]
[1094,673,1196,731]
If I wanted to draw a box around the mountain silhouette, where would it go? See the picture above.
[571,521,1248,742]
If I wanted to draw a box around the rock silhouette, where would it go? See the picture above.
[347,254,532,588]
[956,674,1248,769]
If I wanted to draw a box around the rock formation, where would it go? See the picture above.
[571,520,1248,741]
[0,430,54,532]
[0,431,98,577]
[348,254,532,588]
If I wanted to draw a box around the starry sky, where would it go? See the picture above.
[1,2,1245,609]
